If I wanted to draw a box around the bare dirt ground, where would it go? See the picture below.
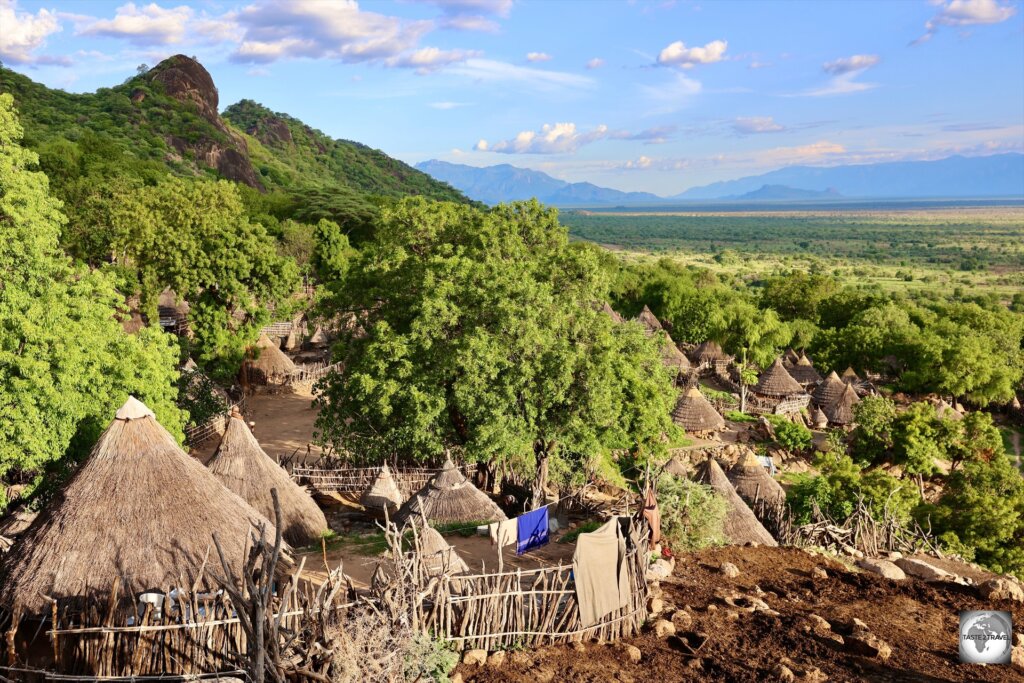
[456,546,1024,683]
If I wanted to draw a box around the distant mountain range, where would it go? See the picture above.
[414,160,661,205]
[674,153,1024,200]
[416,154,1024,205]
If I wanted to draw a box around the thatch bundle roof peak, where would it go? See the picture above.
[635,305,663,335]
[841,366,860,382]
[727,451,785,506]
[823,382,860,425]
[671,386,725,432]
[787,352,822,386]
[208,414,328,546]
[1,398,278,614]
[693,457,777,547]
[251,333,297,377]
[116,395,155,420]
[754,358,804,398]
[396,457,506,526]
[813,371,845,407]
[692,340,729,363]
[360,463,403,512]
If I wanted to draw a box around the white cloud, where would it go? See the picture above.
[386,47,480,72]
[822,54,880,75]
[0,0,62,65]
[657,39,727,68]
[440,14,499,32]
[586,57,604,69]
[915,0,1017,43]
[526,51,551,62]
[748,60,772,69]
[427,0,511,32]
[476,122,674,155]
[230,0,432,65]
[448,58,595,91]
[430,101,471,109]
[797,54,880,97]
[78,2,192,45]
[733,116,785,134]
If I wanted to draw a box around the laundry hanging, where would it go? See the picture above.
[487,518,517,548]
[573,517,630,627]
[516,505,549,555]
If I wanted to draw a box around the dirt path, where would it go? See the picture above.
[457,546,1024,683]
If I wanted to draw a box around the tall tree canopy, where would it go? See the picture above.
[0,94,183,511]
[315,198,676,502]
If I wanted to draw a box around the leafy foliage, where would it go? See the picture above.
[764,415,813,452]
[0,94,183,511]
[656,473,727,551]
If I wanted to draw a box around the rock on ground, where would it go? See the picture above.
[653,619,676,638]
[895,557,953,581]
[978,576,1024,603]
[721,562,740,578]
[463,649,487,666]
[856,558,907,581]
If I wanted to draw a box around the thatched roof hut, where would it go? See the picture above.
[693,457,776,547]
[599,302,625,324]
[813,371,846,407]
[396,457,507,526]
[935,400,964,422]
[754,358,804,398]
[783,348,801,365]
[360,464,403,513]
[727,450,785,506]
[208,411,328,546]
[417,525,469,575]
[787,353,822,387]
[635,305,663,336]
[841,366,860,383]
[671,386,725,433]
[824,383,860,426]
[0,398,278,614]
[250,333,297,380]
[661,336,691,373]
[691,340,729,364]
[809,404,829,429]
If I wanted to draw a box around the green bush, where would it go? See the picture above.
[656,473,727,551]
[403,634,459,682]
[724,410,757,423]
[764,414,813,452]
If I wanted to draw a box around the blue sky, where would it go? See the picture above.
[2,0,1022,194]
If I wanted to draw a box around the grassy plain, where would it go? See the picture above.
[563,205,1024,298]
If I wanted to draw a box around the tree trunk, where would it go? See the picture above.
[740,384,747,414]
[532,441,554,509]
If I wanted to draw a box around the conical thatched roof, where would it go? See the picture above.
[661,336,691,372]
[787,353,822,386]
[692,340,729,363]
[1011,395,1021,410]
[841,366,860,383]
[727,451,785,506]
[599,302,624,324]
[671,387,725,432]
[754,358,804,398]
[635,305,663,336]
[417,525,469,576]
[813,371,846,407]
[308,326,329,347]
[360,464,403,512]
[823,383,860,426]
[0,398,278,614]
[251,333,297,377]
[209,412,328,546]
[935,400,964,422]
[396,458,507,526]
[693,457,776,547]
[809,404,829,429]
[783,348,801,365]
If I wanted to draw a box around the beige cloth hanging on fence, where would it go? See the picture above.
[573,518,630,628]
[487,518,517,548]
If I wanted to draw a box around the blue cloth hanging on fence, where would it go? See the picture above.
[516,506,549,555]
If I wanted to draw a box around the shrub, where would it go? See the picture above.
[764,414,813,452]
[656,473,727,551]
[724,410,757,423]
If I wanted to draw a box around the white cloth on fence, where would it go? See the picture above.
[487,518,517,548]
[572,517,629,628]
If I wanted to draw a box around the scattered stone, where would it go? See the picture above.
[463,649,487,666]
[845,631,892,660]
[570,640,586,652]
[686,658,703,671]
[1015,632,1024,648]
[620,643,642,663]
[978,576,1024,603]
[647,559,673,581]
[856,558,906,581]
[670,609,693,630]
[486,651,506,668]
[653,619,676,638]
[706,604,719,613]
[649,597,664,615]
[1012,645,1024,670]
[450,674,464,683]
[725,610,740,622]
[721,562,740,578]
[801,666,829,682]
[886,551,903,561]
[807,614,832,635]
[508,651,533,667]
[811,566,828,580]
[773,664,796,682]
[895,558,953,582]
[851,618,869,631]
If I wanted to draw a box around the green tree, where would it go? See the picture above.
[713,300,792,368]
[314,199,676,507]
[0,93,183,511]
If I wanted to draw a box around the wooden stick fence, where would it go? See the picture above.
[184,401,245,448]
[293,463,476,498]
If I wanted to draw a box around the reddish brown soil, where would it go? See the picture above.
[456,546,1024,682]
